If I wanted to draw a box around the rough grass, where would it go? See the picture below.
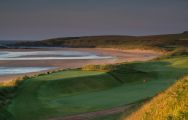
[2,55,188,120]
[0,78,24,120]
[15,31,188,51]
[125,76,188,120]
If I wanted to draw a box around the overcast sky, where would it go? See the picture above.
[0,0,188,40]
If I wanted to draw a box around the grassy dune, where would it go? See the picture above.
[2,32,187,120]
[0,79,23,120]
[15,31,188,51]
[125,76,188,120]
[0,54,186,120]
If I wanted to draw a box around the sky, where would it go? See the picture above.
[0,0,188,40]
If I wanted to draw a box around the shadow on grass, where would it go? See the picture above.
[2,59,188,120]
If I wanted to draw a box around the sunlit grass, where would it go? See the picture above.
[1,49,188,120]
[125,76,188,120]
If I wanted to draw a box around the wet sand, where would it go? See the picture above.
[0,48,161,82]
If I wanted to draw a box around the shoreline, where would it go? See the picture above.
[0,48,161,82]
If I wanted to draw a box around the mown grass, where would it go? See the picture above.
[2,55,188,120]
[125,76,188,120]
[1,56,188,120]
[91,100,147,120]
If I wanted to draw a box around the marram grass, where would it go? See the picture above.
[125,76,188,120]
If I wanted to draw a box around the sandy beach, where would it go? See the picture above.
[0,48,161,82]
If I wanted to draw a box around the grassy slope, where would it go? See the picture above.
[3,55,188,120]
[0,79,24,120]
[92,113,122,120]
[125,76,188,120]
[7,71,115,120]
[15,32,188,51]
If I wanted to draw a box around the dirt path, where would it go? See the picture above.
[49,104,134,120]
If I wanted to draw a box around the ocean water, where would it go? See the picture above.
[0,51,112,60]
[0,67,54,75]
[0,50,113,76]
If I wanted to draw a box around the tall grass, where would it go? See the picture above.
[154,48,188,60]
[82,64,117,71]
[125,76,188,120]
[15,32,188,51]
[0,76,29,120]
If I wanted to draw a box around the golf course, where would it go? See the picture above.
[1,0,188,119]
[1,49,188,120]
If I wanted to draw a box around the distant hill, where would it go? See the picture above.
[124,76,188,120]
[0,44,8,48]
[14,31,188,51]
[0,40,23,48]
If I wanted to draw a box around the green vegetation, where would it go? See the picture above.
[0,53,187,120]
[15,31,188,51]
[91,100,146,120]
[1,32,187,120]
[0,79,24,120]
[91,113,122,120]
[125,76,188,120]
[155,48,188,60]
[2,38,188,120]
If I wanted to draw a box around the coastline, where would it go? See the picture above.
[0,48,161,82]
